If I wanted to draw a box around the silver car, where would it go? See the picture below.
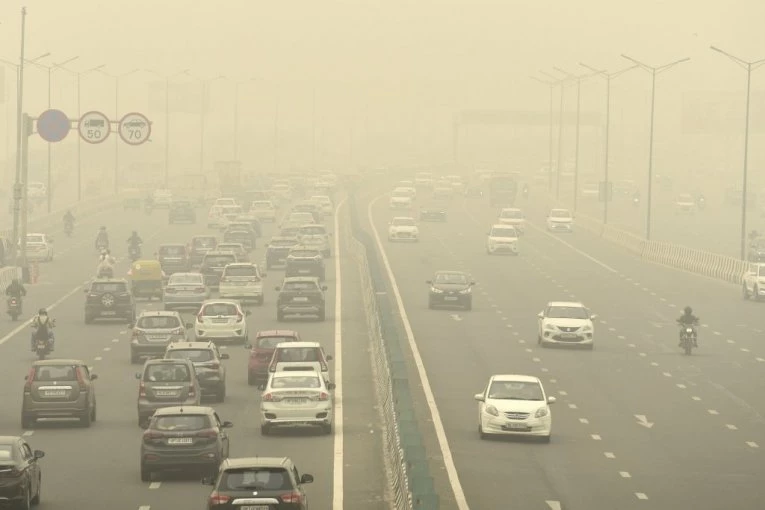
[163,272,210,311]
[130,311,190,364]
[260,370,335,435]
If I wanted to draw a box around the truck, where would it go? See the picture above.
[488,173,518,207]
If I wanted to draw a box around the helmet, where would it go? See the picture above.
[99,226,106,231]
[684,306,692,315]
[38,308,47,315]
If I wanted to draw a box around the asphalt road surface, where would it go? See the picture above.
[0,198,386,510]
[359,183,765,510]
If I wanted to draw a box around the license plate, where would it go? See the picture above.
[156,390,179,397]
[298,269,310,274]
[505,423,527,430]
[561,333,578,338]
[44,390,66,397]
[149,335,167,341]
[167,437,193,445]
[293,297,308,302]
[444,297,458,301]
[101,311,116,316]
[241,506,269,510]
[285,398,308,405]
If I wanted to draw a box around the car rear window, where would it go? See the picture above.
[221,468,293,491]
[204,255,235,266]
[91,283,127,293]
[299,226,325,235]
[282,282,318,292]
[218,244,243,252]
[225,266,257,277]
[137,316,181,329]
[144,364,191,382]
[275,347,321,362]
[257,336,296,349]
[193,238,216,248]
[34,365,76,381]
[270,239,297,247]
[159,246,186,256]
[225,230,249,238]
[168,274,203,285]
[166,349,214,362]
[27,235,44,243]
[153,414,209,431]
[271,375,321,389]
[201,303,238,316]
[289,250,318,258]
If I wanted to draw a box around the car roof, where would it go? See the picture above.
[434,270,468,276]
[167,341,216,350]
[153,405,212,416]
[168,272,203,278]
[392,216,415,221]
[202,299,241,305]
[256,329,300,337]
[204,251,236,256]
[224,262,257,267]
[491,374,541,383]
[192,235,216,239]
[490,224,517,229]
[282,276,321,283]
[144,358,194,366]
[550,208,570,213]
[91,278,129,283]
[27,232,46,236]
[501,207,522,212]
[159,243,186,247]
[299,223,325,228]
[32,359,85,366]
[547,301,585,307]
[223,457,292,469]
[274,341,322,349]
[270,236,298,242]
[137,310,182,318]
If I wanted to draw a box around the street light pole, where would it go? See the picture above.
[621,54,690,240]
[541,71,567,200]
[11,7,27,269]
[192,74,225,173]
[710,46,765,260]
[530,76,556,193]
[233,78,256,161]
[580,62,638,224]
[100,68,139,193]
[144,69,189,187]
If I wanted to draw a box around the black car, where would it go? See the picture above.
[223,229,254,251]
[0,436,44,508]
[749,237,765,262]
[275,277,327,321]
[427,271,475,310]
[169,200,197,224]
[200,251,237,289]
[203,457,313,510]
[231,215,262,238]
[157,243,191,275]
[285,247,325,281]
[84,278,136,324]
[266,236,300,269]
[419,206,447,222]
[190,235,218,267]
[464,185,484,198]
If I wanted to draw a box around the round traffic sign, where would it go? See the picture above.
[37,109,71,143]
[78,111,111,144]
[118,112,151,145]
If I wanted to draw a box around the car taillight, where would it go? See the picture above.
[280,492,303,504]
[139,382,146,398]
[196,429,218,438]
[143,431,163,442]
[236,313,243,322]
[318,392,329,401]
[262,392,273,401]
[24,367,35,391]
[75,367,87,390]
[208,492,230,505]
[208,362,220,369]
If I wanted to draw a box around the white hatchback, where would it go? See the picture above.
[389,188,414,209]
[537,301,596,349]
[194,299,250,344]
[25,233,53,262]
[486,224,519,255]
[497,208,525,234]
[218,263,265,305]
[475,374,555,441]
[388,217,419,242]
[250,200,276,222]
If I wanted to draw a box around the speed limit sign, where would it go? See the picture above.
[118,112,151,145]
[78,111,111,144]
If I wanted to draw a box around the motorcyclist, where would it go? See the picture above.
[63,210,75,227]
[5,278,26,299]
[127,231,143,248]
[30,308,54,352]
[95,226,109,250]
[676,306,699,347]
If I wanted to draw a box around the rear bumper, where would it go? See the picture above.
[23,396,89,418]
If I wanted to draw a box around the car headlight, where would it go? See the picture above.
[485,405,499,416]
[535,407,549,418]
[458,288,472,294]
[430,287,444,294]
[581,325,593,332]
[543,324,556,331]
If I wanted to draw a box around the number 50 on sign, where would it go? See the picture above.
[78,111,111,144]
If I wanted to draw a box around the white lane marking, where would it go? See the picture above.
[636,493,648,500]
[617,335,625,340]
[635,415,654,428]
[740,348,750,353]
[669,303,677,308]
[591,434,602,440]
[332,199,345,510]
[550,379,557,383]
[22,431,33,436]
[532,357,541,362]
[545,502,562,510]
[112,338,119,343]
[0,285,83,346]
[660,297,667,302]
[519,340,526,344]
[94,356,102,361]
[628,343,636,348]
[103,347,111,352]
[568,403,577,409]
[528,222,618,273]
[367,195,469,510]
[746,441,759,448]
[149,482,161,489]
[608,327,616,332]
[713,331,722,336]
[604,452,616,459]
[558,390,568,396]
[757,358,765,362]
[676,384,686,389]
[662,372,672,378]
[639,352,646,357]
[727,339,736,344]
[138,506,150,510]
[579,418,589,424]
[620,471,632,478]
[650,362,659,367]
[120,331,127,335]
[707,409,719,415]
[726,424,738,430]
[540,368,549,373]
[692,396,702,401]
[525,348,533,353]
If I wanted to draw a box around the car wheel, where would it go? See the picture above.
[464,300,472,311]
[586,344,594,351]
[756,286,761,302]
[260,424,270,436]
[217,385,226,403]
[30,475,40,505]
[21,413,34,429]
[91,403,97,422]
[247,373,257,386]
[478,423,487,440]
[140,464,152,482]
[84,314,92,324]
[276,311,284,322]
[318,308,326,321]
[321,423,332,435]
[18,483,31,510]
[743,284,750,300]
[80,408,92,428]
[130,352,141,364]
[540,435,551,443]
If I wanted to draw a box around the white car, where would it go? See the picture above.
[742,263,765,300]
[675,193,696,214]
[260,369,335,435]
[286,212,315,225]
[207,206,226,228]
[497,208,525,234]
[298,224,331,257]
[152,189,173,208]
[537,301,596,349]
[398,186,417,200]
[389,189,413,209]
[388,217,419,242]
[475,374,555,441]
[215,197,239,208]
[249,200,276,222]
[311,195,334,215]
[546,208,573,232]
[271,183,292,202]
[194,299,250,344]
[25,233,53,262]
[218,263,265,304]
[486,224,519,255]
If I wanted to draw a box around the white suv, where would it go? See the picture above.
[546,208,573,232]
[389,188,413,209]
[537,301,595,349]
[486,224,519,255]
[742,263,765,300]
[218,263,265,304]
[388,217,419,242]
[497,208,525,234]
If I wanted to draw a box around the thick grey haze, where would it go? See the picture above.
[1,0,764,187]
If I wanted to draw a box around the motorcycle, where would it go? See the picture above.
[128,244,142,262]
[31,320,55,360]
[96,238,109,251]
[34,337,51,360]
[679,325,696,355]
[64,221,74,237]
[7,297,21,321]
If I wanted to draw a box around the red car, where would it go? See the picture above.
[247,330,301,386]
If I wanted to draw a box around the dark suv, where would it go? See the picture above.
[84,278,136,324]
[200,251,237,289]
[202,457,313,510]
[275,277,327,321]
[190,235,218,266]
[169,199,196,224]
[21,359,98,428]
[164,341,229,402]
[130,311,190,364]
[749,237,765,262]
[157,243,191,275]
[246,330,302,386]
[285,247,325,281]
[266,237,299,269]
[141,406,232,482]
[136,358,201,428]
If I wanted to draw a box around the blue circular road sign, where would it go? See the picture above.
[37,109,71,143]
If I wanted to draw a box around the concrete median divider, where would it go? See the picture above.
[346,192,438,510]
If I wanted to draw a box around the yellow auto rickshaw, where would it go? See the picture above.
[128,259,164,300]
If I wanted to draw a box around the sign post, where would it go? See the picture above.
[77,111,111,144]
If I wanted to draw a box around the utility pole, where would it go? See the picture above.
[11,7,27,269]
[530,76,556,193]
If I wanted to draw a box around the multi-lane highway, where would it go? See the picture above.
[359,181,765,510]
[0,198,387,510]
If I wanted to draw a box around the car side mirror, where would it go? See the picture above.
[325,354,333,361]
[222,421,233,428]
[274,286,281,291]
[327,382,336,390]
[590,314,598,320]
[90,374,98,380]
[537,312,544,319]
[201,476,215,486]
[470,282,476,286]
[547,396,557,404]
[474,393,485,402]
[135,373,142,379]
[300,474,314,484]
[33,450,45,459]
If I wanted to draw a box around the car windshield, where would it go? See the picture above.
[159,246,185,256]
[546,306,589,319]
[434,273,468,284]
[225,266,258,277]
[218,244,243,253]
[257,336,296,349]
[91,282,127,293]
[153,414,209,431]
[27,235,44,243]
[168,274,202,285]
[282,281,319,291]
[301,235,324,243]
[392,218,415,226]
[166,349,214,362]
[300,226,325,235]
[34,365,76,381]
[144,364,190,382]
[490,227,517,238]
[271,375,321,389]
[201,303,238,316]
[193,238,216,248]
[222,468,293,491]
[137,316,181,329]
[488,381,544,401]
[290,250,319,258]
[275,347,320,362]
[551,210,571,218]
[205,255,235,266]
[500,210,522,219]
